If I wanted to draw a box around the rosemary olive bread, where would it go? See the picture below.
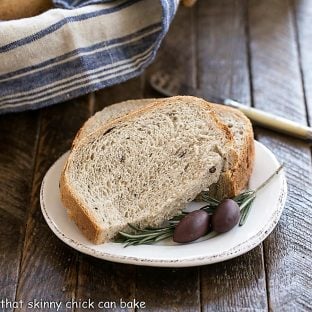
[0,0,53,20]
[182,0,198,7]
[60,96,238,244]
[75,98,254,199]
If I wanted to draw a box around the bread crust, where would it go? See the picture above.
[182,0,198,7]
[60,170,104,243]
[73,99,157,145]
[0,0,53,20]
[208,105,255,198]
[60,96,236,244]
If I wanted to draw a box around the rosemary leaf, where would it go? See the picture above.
[128,223,175,233]
[199,193,220,205]
[124,241,137,248]
[200,205,218,215]
[169,213,187,221]
[138,235,162,244]
[238,194,256,211]
[239,197,255,226]
[118,231,152,239]
[154,232,174,242]
[239,200,254,226]
[127,223,141,231]
[233,190,254,203]
[202,231,219,240]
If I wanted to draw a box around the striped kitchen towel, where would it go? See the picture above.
[0,0,179,114]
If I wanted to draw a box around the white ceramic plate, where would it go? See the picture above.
[40,141,287,267]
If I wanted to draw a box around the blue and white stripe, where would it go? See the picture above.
[0,0,179,114]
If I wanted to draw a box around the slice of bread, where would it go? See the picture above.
[75,98,254,199]
[60,96,237,244]
[0,0,53,20]
[182,0,198,7]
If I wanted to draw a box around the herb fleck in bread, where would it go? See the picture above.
[60,96,237,244]
[76,98,254,199]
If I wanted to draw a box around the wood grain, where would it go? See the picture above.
[77,256,136,312]
[196,1,268,310]
[248,0,306,124]
[197,0,251,104]
[134,6,200,312]
[0,111,39,312]
[146,4,197,90]
[136,267,200,312]
[293,11,312,308]
[294,0,312,126]
[14,98,92,312]
[248,0,312,310]
[94,77,144,112]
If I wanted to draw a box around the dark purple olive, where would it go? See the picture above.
[173,210,210,243]
[211,199,240,233]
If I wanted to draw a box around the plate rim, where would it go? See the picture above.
[40,140,287,267]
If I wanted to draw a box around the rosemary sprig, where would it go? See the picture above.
[117,224,175,247]
[117,164,284,246]
[239,163,284,225]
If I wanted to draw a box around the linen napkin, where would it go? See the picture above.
[0,0,179,114]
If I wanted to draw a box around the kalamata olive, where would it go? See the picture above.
[211,199,240,233]
[173,210,210,243]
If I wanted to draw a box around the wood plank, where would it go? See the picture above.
[94,77,144,111]
[15,98,92,312]
[146,5,197,89]
[197,0,251,104]
[196,1,268,310]
[135,6,201,312]
[248,0,312,310]
[0,111,39,312]
[136,267,200,312]
[77,255,136,311]
[294,0,312,125]
[248,0,306,123]
[294,11,312,309]
[75,79,144,312]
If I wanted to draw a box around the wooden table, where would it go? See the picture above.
[1,1,311,311]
